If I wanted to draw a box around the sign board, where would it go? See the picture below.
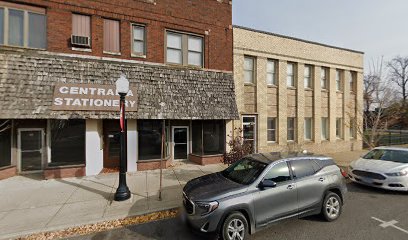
[51,83,138,111]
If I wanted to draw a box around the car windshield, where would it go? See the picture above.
[222,158,267,185]
[363,149,408,163]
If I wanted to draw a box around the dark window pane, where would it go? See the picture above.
[50,120,85,166]
[107,131,120,158]
[0,8,4,45]
[21,151,42,171]
[8,9,24,46]
[0,126,11,168]
[203,120,224,155]
[222,158,267,185]
[290,159,316,179]
[21,131,41,151]
[138,120,164,161]
[192,121,203,155]
[28,13,46,49]
[264,162,291,183]
[174,144,187,159]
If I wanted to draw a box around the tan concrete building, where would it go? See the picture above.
[231,26,364,154]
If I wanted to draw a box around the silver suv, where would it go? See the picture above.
[182,152,347,240]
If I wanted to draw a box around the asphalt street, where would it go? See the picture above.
[68,181,408,240]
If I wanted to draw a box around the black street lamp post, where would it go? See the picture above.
[114,74,131,201]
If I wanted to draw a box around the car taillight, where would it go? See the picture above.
[340,168,348,178]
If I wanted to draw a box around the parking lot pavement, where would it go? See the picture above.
[68,181,408,240]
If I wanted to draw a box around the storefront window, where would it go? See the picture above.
[0,121,11,168]
[138,120,169,161]
[50,120,85,167]
[192,120,225,156]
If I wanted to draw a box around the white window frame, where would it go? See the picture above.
[321,67,328,90]
[304,118,313,140]
[336,69,343,91]
[304,65,313,89]
[244,56,255,84]
[321,117,329,140]
[131,23,146,57]
[349,118,356,139]
[267,59,277,86]
[242,115,257,152]
[287,62,296,87]
[165,30,204,67]
[287,117,296,141]
[336,118,343,139]
[350,71,356,93]
[0,4,46,49]
[267,117,277,142]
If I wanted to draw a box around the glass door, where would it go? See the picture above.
[243,116,257,153]
[19,129,44,172]
[172,126,189,160]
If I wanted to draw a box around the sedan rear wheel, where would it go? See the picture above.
[322,192,342,221]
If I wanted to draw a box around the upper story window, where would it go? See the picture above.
[72,14,91,48]
[321,67,328,90]
[336,118,343,139]
[0,3,46,49]
[304,65,313,89]
[103,19,120,54]
[321,117,329,140]
[131,24,145,57]
[287,117,296,141]
[267,59,277,86]
[349,71,356,92]
[336,69,343,91]
[244,56,255,84]
[287,62,296,87]
[267,117,277,142]
[166,31,204,67]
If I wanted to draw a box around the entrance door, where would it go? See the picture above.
[243,116,257,153]
[172,126,189,160]
[103,120,121,169]
[18,129,44,172]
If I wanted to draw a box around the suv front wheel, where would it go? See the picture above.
[322,192,342,222]
[221,212,249,240]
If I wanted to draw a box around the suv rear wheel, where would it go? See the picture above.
[322,192,342,222]
[221,212,249,240]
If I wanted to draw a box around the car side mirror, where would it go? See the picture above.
[259,179,277,189]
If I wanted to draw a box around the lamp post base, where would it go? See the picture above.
[114,185,131,201]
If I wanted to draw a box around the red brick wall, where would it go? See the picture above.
[0,166,16,180]
[15,0,233,71]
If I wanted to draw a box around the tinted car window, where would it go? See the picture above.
[290,159,316,179]
[363,149,408,163]
[263,162,291,183]
[222,158,267,185]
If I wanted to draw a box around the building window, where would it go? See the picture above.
[350,118,356,139]
[321,67,328,90]
[0,5,46,49]
[336,69,343,91]
[304,65,313,88]
[244,56,255,84]
[287,62,295,87]
[131,24,146,56]
[166,31,204,67]
[287,118,296,141]
[138,120,169,161]
[103,19,120,54]
[350,71,356,92]
[267,117,276,142]
[304,118,313,140]
[0,120,11,168]
[336,118,343,139]
[50,120,85,167]
[72,14,91,48]
[267,59,277,86]
[243,116,256,152]
[192,120,225,156]
[321,117,329,140]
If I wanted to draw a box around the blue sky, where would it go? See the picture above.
[232,0,408,72]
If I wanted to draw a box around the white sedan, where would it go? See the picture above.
[348,147,408,191]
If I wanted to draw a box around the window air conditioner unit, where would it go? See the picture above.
[71,35,91,47]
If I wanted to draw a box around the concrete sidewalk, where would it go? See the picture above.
[0,150,366,240]
[0,162,226,240]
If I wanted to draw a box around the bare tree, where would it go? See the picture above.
[387,56,408,105]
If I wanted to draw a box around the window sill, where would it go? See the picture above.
[0,44,46,51]
[103,51,121,56]
[321,89,329,92]
[165,63,204,70]
[190,153,223,157]
[287,87,297,90]
[137,157,171,162]
[131,53,146,58]
[304,88,313,91]
[72,47,92,52]
[0,165,15,171]
[45,164,85,169]
[244,83,256,86]
[267,141,277,145]
[336,91,343,93]
[267,84,278,88]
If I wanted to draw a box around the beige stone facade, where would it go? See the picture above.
[231,26,364,154]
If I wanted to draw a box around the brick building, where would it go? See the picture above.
[231,26,364,154]
[0,0,238,180]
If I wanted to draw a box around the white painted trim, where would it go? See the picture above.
[46,120,51,164]
[242,115,257,153]
[17,128,45,173]
[172,126,189,160]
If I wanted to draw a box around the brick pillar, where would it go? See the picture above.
[314,67,322,143]
[233,53,245,138]
[343,70,351,140]
[257,57,267,152]
[278,61,288,145]
[356,71,364,142]
[329,68,337,142]
[297,63,305,144]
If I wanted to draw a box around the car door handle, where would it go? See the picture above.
[287,184,294,190]
[318,177,325,182]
